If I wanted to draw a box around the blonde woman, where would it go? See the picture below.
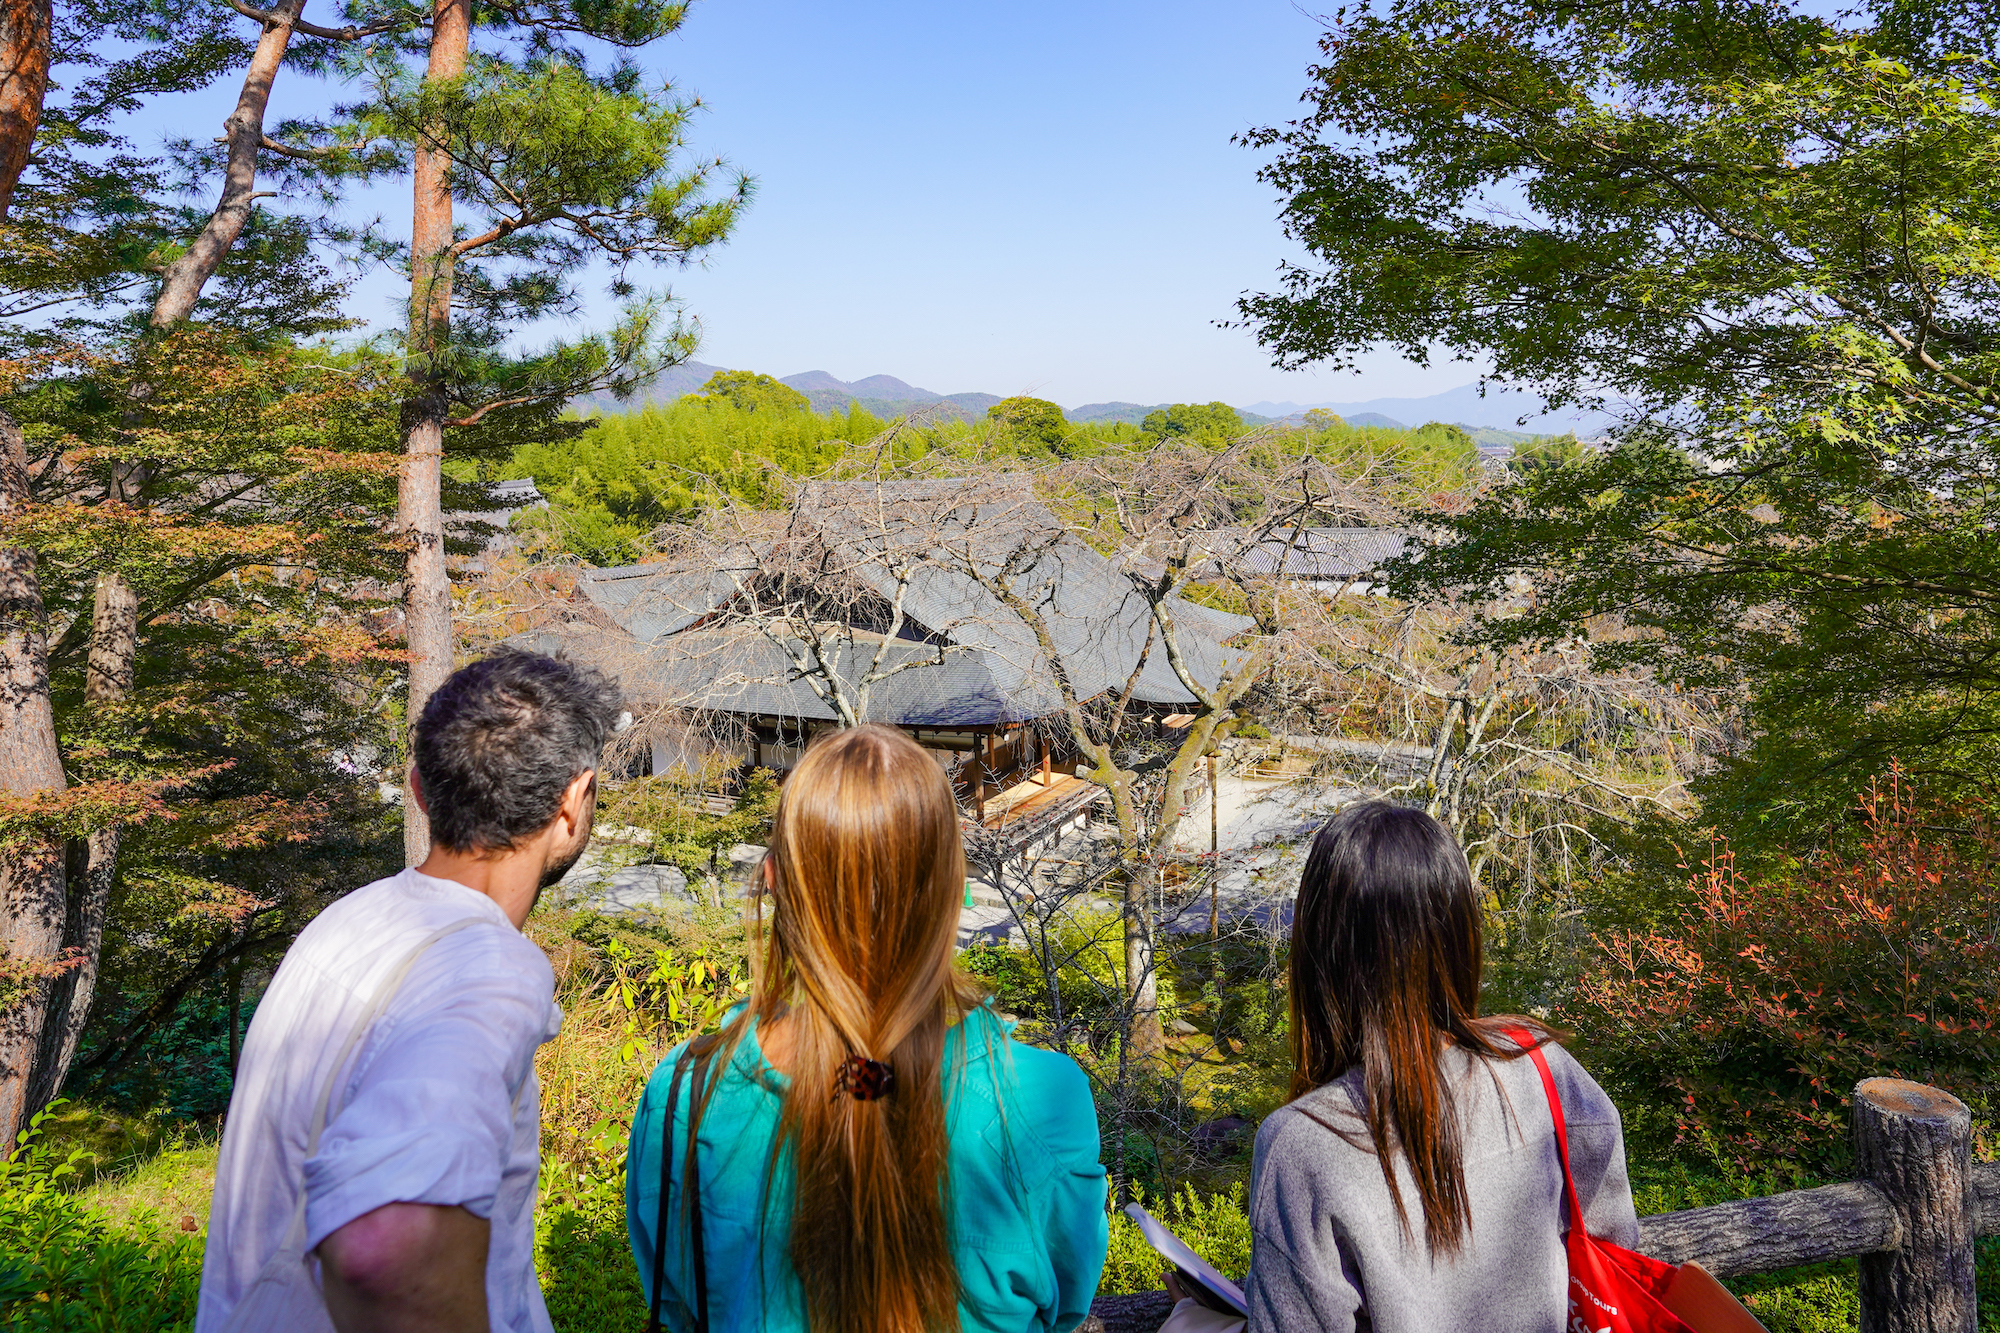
[625,724,1109,1333]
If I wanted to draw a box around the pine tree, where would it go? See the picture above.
[342,0,748,859]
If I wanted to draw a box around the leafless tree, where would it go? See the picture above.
[908,442,1367,1056]
[686,476,998,728]
[508,442,1362,1059]
[1265,593,1729,910]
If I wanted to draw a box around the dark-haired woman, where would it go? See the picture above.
[625,725,1109,1333]
[1245,801,1638,1332]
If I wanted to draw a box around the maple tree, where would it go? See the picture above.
[0,0,317,1136]
[0,324,416,1136]
[1565,773,2000,1176]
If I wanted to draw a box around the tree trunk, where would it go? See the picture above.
[28,827,114,1105]
[0,0,51,220]
[398,0,470,866]
[226,955,242,1077]
[84,570,136,701]
[1090,763,1164,1060]
[1127,712,1234,1059]
[21,569,143,1111]
[0,409,69,1150]
[1123,856,1163,1058]
[149,0,304,327]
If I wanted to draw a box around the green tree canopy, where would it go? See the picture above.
[1242,0,2000,835]
[4,327,407,1103]
[985,396,1071,454]
[690,370,810,414]
[1141,402,1243,441]
[512,398,893,562]
[1506,434,1593,480]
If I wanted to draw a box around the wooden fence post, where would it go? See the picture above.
[1855,1077,1975,1333]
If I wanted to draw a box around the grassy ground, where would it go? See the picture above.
[18,1121,2000,1333]
[79,1142,217,1231]
[7,912,1989,1331]
[0,1052,1954,1330]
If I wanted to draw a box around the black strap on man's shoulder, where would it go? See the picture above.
[645,1033,720,1333]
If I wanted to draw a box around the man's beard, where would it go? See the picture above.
[537,840,587,891]
[532,805,595,908]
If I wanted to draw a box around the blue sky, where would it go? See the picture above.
[163,0,1497,409]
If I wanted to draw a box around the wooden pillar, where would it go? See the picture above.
[975,730,988,823]
[1855,1077,1974,1333]
[1042,749,1052,787]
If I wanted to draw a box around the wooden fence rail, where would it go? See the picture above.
[1640,1078,1981,1331]
[1085,1076,1991,1333]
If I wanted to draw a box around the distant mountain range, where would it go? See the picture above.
[775,370,1004,421]
[1243,383,1608,437]
[576,365,1004,422]
[576,364,1601,440]
[573,360,728,415]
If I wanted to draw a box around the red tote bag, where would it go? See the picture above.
[1502,1028,1695,1333]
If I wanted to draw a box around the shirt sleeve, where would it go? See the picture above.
[1244,1233,1362,1333]
[1553,1049,1641,1249]
[1244,1116,1363,1333]
[1033,1055,1110,1333]
[301,930,553,1250]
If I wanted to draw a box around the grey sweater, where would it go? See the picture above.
[1244,1041,1639,1333]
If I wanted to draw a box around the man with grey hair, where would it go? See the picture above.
[197,648,622,1333]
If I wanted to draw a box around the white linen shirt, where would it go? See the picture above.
[195,868,564,1333]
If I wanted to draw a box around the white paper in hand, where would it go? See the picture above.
[1121,1202,1248,1317]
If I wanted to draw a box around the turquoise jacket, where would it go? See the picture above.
[625,1007,1109,1333]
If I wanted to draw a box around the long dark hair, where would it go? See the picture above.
[1288,800,1550,1254]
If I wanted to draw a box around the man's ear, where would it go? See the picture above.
[409,767,429,815]
[561,769,597,830]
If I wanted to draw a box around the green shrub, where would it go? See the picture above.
[957,913,1136,1048]
[1562,777,2000,1177]
[1100,1183,1252,1296]
[537,1169,646,1329]
[0,1107,202,1332]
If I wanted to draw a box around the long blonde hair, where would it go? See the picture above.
[735,723,980,1333]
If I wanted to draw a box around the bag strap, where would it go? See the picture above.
[308,916,492,1156]
[646,1049,695,1333]
[645,1034,720,1333]
[686,1039,715,1333]
[280,915,498,1256]
[1502,1026,1584,1237]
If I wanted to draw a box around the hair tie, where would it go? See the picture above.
[834,1055,895,1102]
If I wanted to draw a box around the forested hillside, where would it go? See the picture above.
[502,380,1488,563]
